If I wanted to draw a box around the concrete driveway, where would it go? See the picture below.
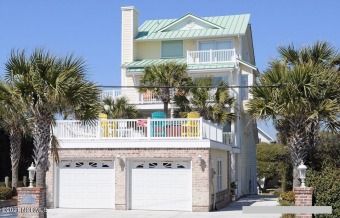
[47,195,281,218]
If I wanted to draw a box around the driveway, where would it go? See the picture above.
[47,195,281,218]
[0,195,281,218]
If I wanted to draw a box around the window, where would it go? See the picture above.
[149,162,158,168]
[161,40,183,58]
[89,162,98,168]
[163,162,172,168]
[213,76,229,85]
[75,162,84,168]
[199,40,232,51]
[241,74,249,100]
[217,160,222,192]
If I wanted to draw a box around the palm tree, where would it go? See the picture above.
[102,96,141,119]
[139,61,191,118]
[247,42,340,187]
[4,49,101,188]
[174,77,236,125]
[0,81,30,193]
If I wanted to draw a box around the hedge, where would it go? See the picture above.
[306,167,340,218]
[0,186,12,200]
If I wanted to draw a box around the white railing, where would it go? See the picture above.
[100,90,122,101]
[100,88,235,105]
[187,49,236,64]
[99,89,161,104]
[54,118,231,144]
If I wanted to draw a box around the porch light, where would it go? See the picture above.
[27,162,36,188]
[297,161,307,187]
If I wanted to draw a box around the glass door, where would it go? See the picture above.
[199,40,233,62]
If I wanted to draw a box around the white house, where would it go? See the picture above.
[46,6,259,212]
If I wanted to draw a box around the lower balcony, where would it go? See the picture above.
[54,118,232,145]
[100,88,235,105]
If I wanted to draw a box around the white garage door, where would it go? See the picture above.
[130,160,192,211]
[58,160,115,208]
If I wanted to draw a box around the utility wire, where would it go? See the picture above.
[97,85,281,88]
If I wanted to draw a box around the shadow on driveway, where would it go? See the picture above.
[220,195,279,211]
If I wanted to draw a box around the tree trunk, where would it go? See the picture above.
[10,130,21,195]
[293,166,300,188]
[161,88,170,118]
[289,122,308,188]
[35,167,47,188]
[163,101,169,118]
[33,112,52,188]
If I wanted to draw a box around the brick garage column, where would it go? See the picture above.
[293,187,313,218]
[17,187,46,218]
[115,157,127,210]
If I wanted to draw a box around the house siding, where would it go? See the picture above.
[239,113,257,195]
[136,41,161,59]
[209,149,231,209]
[46,148,213,212]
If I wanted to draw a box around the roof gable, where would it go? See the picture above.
[157,14,223,32]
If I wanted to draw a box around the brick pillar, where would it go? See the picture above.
[17,187,46,218]
[293,187,313,218]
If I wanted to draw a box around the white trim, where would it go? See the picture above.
[238,59,259,71]
[216,159,223,192]
[57,138,232,151]
[157,14,223,32]
[121,6,139,13]
[239,35,242,60]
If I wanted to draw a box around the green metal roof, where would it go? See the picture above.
[135,14,250,41]
[122,59,235,73]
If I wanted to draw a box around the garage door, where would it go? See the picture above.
[130,160,192,211]
[58,160,115,208]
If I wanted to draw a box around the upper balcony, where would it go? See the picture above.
[187,49,236,65]
[54,118,232,146]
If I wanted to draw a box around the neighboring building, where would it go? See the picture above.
[258,127,275,144]
[46,6,259,212]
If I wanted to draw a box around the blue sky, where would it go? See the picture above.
[1,0,339,139]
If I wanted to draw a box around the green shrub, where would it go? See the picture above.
[273,190,282,197]
[278,191,295,206]
[0,186,12,200]
[279,191,295,218]
[306,166,340,218]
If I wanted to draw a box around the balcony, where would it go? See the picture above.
[187,49,236,65]
[54,118,232,145]
[100,88,235,105]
